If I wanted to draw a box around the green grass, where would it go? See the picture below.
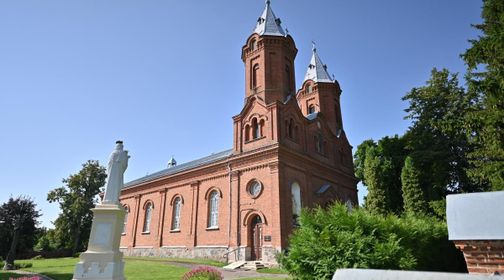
[258,267,289,274]
[15,257,189,280]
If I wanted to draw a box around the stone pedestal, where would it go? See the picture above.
[73,204,126,280]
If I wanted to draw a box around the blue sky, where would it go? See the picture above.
[0,0,482,228]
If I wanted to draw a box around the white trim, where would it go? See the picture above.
[195,245,228,248]
[119,247,128,249]
[133,246,154,249]
[161,246,187,249]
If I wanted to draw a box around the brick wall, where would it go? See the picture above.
[454,240,504,275]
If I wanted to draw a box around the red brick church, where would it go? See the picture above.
[119,1,357,264]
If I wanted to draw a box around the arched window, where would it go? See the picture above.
[250,39,258,51]
[307,84,313,93]
[308,104,316,114]
[143,202,153,233]
[288,119,294,139]
[245,124,250,142]
[208,190,219,228]
[252,118,261,139]
[315,134,324,154]
[171,197,182,230]
[123,205,129,234]
[285,65,292,92]
[291,182,301,226]
[259,119,265,137]
[252,64,260,89]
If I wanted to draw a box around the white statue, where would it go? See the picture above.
[102,141,129,205]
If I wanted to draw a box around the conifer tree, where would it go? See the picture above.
[363,147,390,215]
[401,156,428,215]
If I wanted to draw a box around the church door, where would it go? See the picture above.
[250,215,263,260]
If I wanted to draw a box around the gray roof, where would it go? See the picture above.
[304,45,335,83]
[253,0,286,37]
[123,149,233,189]
[306,112,319,121]
[316,183,332,194]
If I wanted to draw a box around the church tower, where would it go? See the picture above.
[297,45,344,136]
[241,0,297,105]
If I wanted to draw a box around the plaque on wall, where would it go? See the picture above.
[264,235,272,242]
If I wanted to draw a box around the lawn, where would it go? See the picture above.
[3,257,289,280]
[13,258,188,280]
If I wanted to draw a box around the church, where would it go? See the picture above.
[119,1,357,265]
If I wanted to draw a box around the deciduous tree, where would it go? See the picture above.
[47,160,106,255]
[0,196,41,270]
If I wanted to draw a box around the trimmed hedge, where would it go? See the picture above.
[279,203,466,280]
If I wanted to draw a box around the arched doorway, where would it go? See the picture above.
[249,215,263,260]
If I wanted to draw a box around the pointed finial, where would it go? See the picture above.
[266,0,271,5]
[312,41,317,52]
[285,27,289,35]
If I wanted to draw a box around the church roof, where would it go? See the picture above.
[123,149,233,189]
[304,44,334,83]
[253,0,286,37]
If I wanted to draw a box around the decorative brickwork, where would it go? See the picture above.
[118,2,357,265]
[455,240,504,275]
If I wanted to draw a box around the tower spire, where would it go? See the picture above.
[253,0,286,36]
[304,44,334,83]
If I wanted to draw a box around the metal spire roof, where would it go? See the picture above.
[304,43,335,83]
[253,0,286,37]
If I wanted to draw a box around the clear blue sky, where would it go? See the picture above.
[0,0,482,228]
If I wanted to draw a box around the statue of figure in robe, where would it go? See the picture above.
[102,141,129,205]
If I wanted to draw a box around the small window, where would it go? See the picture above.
[143,202,153,233]
[308,105,316,114]
[171,197,182,230]
[208,190,219,228]
[252,118,262,139]
[307,84,313,93]
[250,39,258,51]
[252,64,260,89]
[291,182,301,226]
[315,134,324,154]
[123,205,129,234]
[245,125,250,142]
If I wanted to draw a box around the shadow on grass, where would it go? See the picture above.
[0,271,24,280]
[36,272,73,280]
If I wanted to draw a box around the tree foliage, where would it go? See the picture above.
[279,204,466,280]
[47,160,106,255]
[401,156,428,214]
[0,196,41,270]
[355,136,407,215]
[462,0,504,190]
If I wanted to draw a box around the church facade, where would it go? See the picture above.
[119,1,357,264]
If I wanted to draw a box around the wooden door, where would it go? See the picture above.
[250,216,263,260]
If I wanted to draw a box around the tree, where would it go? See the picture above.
[401,156,428,214]
[0,196,41,270]
[355,136,407,214]
[402,68,484,197]
[47,160,107,255]
[462,0,504,190]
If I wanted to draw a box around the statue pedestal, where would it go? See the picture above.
[73,204,126,280]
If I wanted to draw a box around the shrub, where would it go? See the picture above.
[181,266,223,280]
[13,262,33,269]
[279,203,466,280]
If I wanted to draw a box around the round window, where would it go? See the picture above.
[248,180,262,198]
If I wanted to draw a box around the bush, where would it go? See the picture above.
[279,203,466,280]
[181,266,223,280]
[13,262,33,269]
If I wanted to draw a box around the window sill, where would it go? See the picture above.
[206,226,219,231]
[170,229,181,233]
[121,233,126,236]
[141,231,150,235]
[245,136,266,144]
